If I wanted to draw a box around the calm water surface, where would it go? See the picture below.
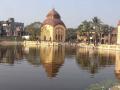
[0,45,119,90]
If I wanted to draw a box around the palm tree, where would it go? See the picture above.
[92,17,102,45]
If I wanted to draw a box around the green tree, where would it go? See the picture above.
[77,20,93,43]
[92,17,102,45]
[66,28,77,42]
[78,20,92,32]
[76,17,115,45]
[25,22,41,40]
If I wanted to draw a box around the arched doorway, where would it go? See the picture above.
[56,34,57,41]
[44,36,46,41]
[50,37,51,41]
[58,34,60,41]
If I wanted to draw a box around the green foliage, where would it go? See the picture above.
[25,22,41,40]
[78,20,93,33]
[77,17,114,34]
[76,17,115,44]
[87,80,118,90]
[66,28,77,42]
[66,17,112,43]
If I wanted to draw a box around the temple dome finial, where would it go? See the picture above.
[42,9,65,27]
[46,8,61,19]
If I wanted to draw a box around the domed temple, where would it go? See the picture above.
[40,9,66,43]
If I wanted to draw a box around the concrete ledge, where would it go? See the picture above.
[23,41,66,46]
[77,43,120,51]
[97,44,120,51]
[0,41,22,46]
[22,41,120,51]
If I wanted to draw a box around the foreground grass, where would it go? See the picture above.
[87,80,119,90]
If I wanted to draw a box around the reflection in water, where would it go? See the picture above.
[1,45,65,78]
[65,45,76,56]
[76,48,115,74]
[0,45,24,65]
[24,47,41,66]
[1,45,120,81]
[115,51,120,80]
[40,46,65,78]
[1,45,120,90]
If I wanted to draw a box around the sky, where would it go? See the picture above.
[0,0,120,28]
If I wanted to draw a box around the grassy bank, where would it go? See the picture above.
[0,36,23,41]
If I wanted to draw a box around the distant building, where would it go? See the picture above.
[77,27,117,45]
[110,28,117,44]
[41,9,66,42]
[0,18,24,36]
[117,21,120,44]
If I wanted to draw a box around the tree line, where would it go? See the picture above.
[24,17,115,42]
[67,17,115,43]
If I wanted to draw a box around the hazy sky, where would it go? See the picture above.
[0,0,120,28]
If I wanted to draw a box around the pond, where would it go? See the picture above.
[0,45,119,90]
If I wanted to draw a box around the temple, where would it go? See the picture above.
[40,9,66,43]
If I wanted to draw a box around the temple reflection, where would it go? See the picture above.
[115,51,120,80]
[76,48,115,74]
[40,46,65,78]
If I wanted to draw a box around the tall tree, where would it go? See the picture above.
[92,17,102,45]
[78,20,93,43]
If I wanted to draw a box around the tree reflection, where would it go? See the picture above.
[40,46,65,78]
[0,45,24,65]
[24,47,41,66]
[76,48,115,74]
[1,45,118,79]
[65,45,76,56]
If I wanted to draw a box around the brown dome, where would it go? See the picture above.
[42,9,65,27]
[43,18,65,27]
[47,9,61,19]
